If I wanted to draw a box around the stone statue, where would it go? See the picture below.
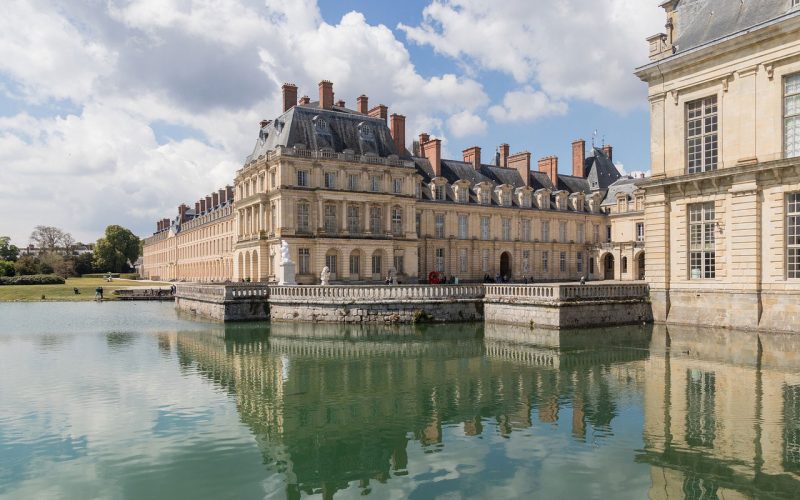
[320,266,331,286]
[280,239,291,264]
[277,240,296,285]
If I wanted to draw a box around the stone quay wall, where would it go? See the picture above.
[484,282,652,329]
[268,284,485,324]
[175,283,270,322]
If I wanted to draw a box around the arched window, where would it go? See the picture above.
[622,256,628,274]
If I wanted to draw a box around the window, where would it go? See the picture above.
[435,248,445,272]
[502,218,511,240]
[521,219,531,242]
[393,178,402,194]
[394,255,404,274]
[593,224,600,243]
[522,250,530,273]
[298,248,310,274]
[589,258,595,275]
[297,170,309,187]
[541,221,550,242]
[324,205,337,233]
[270,171,276,188]
[296,202,309,232]
[436,184,446,201]
[480,216,490,240]
[435,214,445,238]
[372,254,382,275]
[542,251,549,273]
[479,189,490,205]
[606,225,612,242]
[347,205,360,234]
[350,254,360,275]
[636,222,645,242]
[577,252,584,273]
[416,182,422,199]
[370,176,380,192]
[577,223,585,244]
[559,221,567,243]
[392,208,403,236]
[689,202,716,279]
[501,191,511,207]
[324,172,336,189]
[416,212,422,237]
[348,174,359,191]
[560,252,566,273]
[370,206,382,234]
[686,96,718,173]
[788,193,800,278]
[271,204,277,234]
[787,75,800,158]
[326,254,337,274]
[481,249,490,272]
[622,256,628,274]
[459,248,468,273]
[458,214,468,239]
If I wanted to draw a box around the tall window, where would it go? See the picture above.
[479,189,490,205]
[542,251,549,273]
[593,224,599,243]
[270,171,276,188]
[416,212,421,237]
[521,219,531,242]
[370,206,382,234]
[501,191,511,207]
[577,252,584,273]
[394,255,404,274]
[686,96,718,173]
[347,205,360,234]
[393,178,402,194]
[458,214,468,239]
[296,202,309,232]
[392,208,403,236]
[325,254,337,274]
[458,248,468,273]
[271,203,277,234]
[434,248,445,272]
[370,176,380,192]
[541,221,550,242]
[786,74,800,158]
[522,250,530,273]
[348,174,359,191]
[350,254,360,275]
[502,218,511,240]
[324,205,337,233]
[435,214,445,238]
[298,248,310,274]
[297,170,309,187]
[560,252,566,273]
[606,225,612,242]
[788,193,800,278]
[559,221,567,243]
[372,254,382,275]
[689,202,716,279]
[436,185,446,201]
[480,216,490,240]
[636,222,645,242]
[481,249,490,272]
[324,172,336,189]
[577,223,585,244]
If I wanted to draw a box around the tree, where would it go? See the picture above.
[0,260,15,277]
[72,252,95,275]
[40,252,75,278]
[29,226,73,253]
[14,255,40,275]
[0,236,20,261]
[94,225,140,273]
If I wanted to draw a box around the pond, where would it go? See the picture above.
[0,302,798,499]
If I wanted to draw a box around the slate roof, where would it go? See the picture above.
[584,148,621,191]
[246,103,404,162]
[671,0,799,54]
[601,177,646,207]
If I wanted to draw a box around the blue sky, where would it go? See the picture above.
[0,0,663,244]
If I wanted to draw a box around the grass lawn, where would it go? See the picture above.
[0,277,171,302]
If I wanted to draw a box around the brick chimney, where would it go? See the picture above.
[508,151,532,187]
[162,218,170,230]
[157,220,162,232]
[335,99,345,108]
[538,156,559,187]
[178,204,188,223]
[260,119,271,128]
[418,133,430,158]
[212,192,219,208]
[195,202,200,214]
[572,139,586,177]
[602,144,613,162]
[368,104,388,123]
[423,139,442,177]
[205,195,213,211]
[199,199,206,213]
[390,114,406,154]
[226,185,234,202]
[299,95,310,105]
[463,146,481,170]
[499,143,510,167]
[218,188,226,205]
[357,95,368,114]
[282,83,297,113]
[319,80,333,109]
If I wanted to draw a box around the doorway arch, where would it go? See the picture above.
[500,251,512,280]
[603,254,615,280]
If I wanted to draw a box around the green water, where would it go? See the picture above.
[1,302,798,499]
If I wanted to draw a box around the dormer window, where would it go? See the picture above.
[435,185,446,201]
[501,191,511,207]
[478,188,491,205]
[358,122,374,140]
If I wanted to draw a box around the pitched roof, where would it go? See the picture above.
[601,177,646,207]
[585,148,621,191]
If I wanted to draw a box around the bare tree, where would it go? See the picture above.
[29,226,73,253]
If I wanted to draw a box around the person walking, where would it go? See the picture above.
[95,286,104,300]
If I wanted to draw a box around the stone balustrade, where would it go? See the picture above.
[269,284,485,304]
[485,282,649,304]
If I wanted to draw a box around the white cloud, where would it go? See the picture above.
[399,0,663,111]
[488,87,568,123]
[448,111,487,138]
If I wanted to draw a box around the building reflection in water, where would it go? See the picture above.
[170,321,799,499]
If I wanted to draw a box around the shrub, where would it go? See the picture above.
[0,274,65,285]
[0,260,15,277]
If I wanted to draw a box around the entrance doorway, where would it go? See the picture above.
[603,254,615,280]
[500,252,512,280]
[636,252,645,280]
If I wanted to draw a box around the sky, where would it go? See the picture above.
[0,0,665,245]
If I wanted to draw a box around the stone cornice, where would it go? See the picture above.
[638,156,800,191]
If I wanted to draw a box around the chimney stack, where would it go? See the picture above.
[299,95,310,105]
[508,151,532,187]
[499,143,510,167]
[199,199,206,213]
[260,119,271,129]
[423,138,442,178]
[157,220,162,232]
[178,204,188,223]
[282,83,298,113]
[538,156,559,187]
[195,202,200,215]
[390,114,406,155]
[162,218,170,231]
[572,139,586,177]
[226,185,234,203]
[205,196,213,212]
[418,133,430,158]
[357,95,369,114]
[368,104,388,123]
[463,146,481,170]
[212,192,219,208]
[218,188,227,205]
[319,80,333,109]
[335,99,345,108]
[602,144,613,162]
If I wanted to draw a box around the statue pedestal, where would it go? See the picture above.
[278,261,296,285]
